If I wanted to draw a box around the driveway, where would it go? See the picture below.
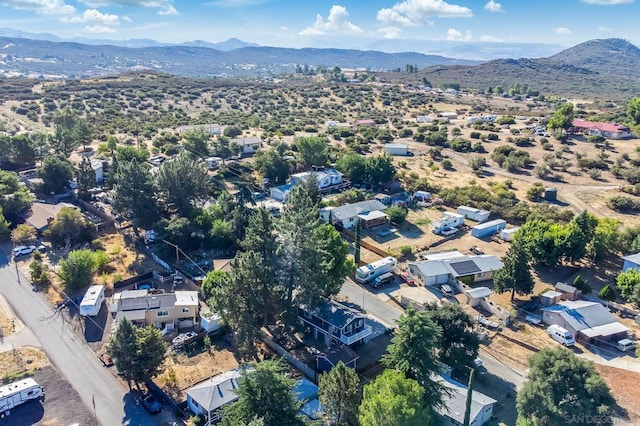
[0,254,172,425]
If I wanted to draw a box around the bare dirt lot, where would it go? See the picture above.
[0,366,93,426]
[0,347,49,380]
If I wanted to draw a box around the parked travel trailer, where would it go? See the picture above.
[471,219,507,238]
[0,378,44,416]
[456,206,490,222]
[432,212,465,235]
[500,227,520,242]
[79,285,105,317]
[355,257,398,284]
[547,324,575,347]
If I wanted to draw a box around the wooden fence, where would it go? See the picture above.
[341,229,389,259]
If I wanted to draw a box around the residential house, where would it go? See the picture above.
[316,345,359,374]
[23,202,76,234]
[177,123,221,135]
[622,252,640,271]
[186,368,249,424]
[408,255,504,287]
[322,199,387,230]
[91,159,105,185]
[554,282,580,301]
[542,300,628,344]
[298,300,372,347]
[354,119,376,127]
[290,169,344,189]
[270,183,294,202]
[571,119,633,139]
[435,373,497,426]
[229,136,262,155]
[109,290,199,331]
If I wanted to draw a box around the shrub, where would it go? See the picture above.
[572,275,592,295]
[486,133,499,141]
[473,142,486,153]
[587,135,606,144]
[470,131,481,139]
[399,245,412,256]
[527,183,545,200]
[441,159,453,169]
[386,205,407,225]
[599,285,616,301]
[450,138,472,152]
[607,195,640,212]
[469,156,487,171]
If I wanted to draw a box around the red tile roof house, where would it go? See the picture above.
[571,119,633,139]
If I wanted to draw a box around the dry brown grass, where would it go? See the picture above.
[0,294,19,336]
[0,347,50,379]
[595,364,640,423]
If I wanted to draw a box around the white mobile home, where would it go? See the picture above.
[500,227,520,242]
[0,378,44,414]
[384,144,409,156]
[456,206,490,222]
[80,285,105,317]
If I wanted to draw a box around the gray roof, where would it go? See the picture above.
[302,300,365,329]
[435,374,496,425]
[114,290,197,312]
[465,287,492,299]
[318,345,359,367]
[230,136,262,146]
[410,260,452,277]
[555,282,579,294]
[410,255,503,279]
[331,200,387,221]
[623,252,640,266]
[187,369,251,412]
[472,219,506,230]
[542,301,622,332]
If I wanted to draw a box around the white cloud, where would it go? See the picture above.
[85,24,116,33]
[123,16,132,23]
[1,0,75,15]
[79,0,178,15]
[580,0,634,4]
[378,26,402,39]
[598,25,614,32]
[377,0,472,27]
[484,0,503,12]
[280,26,288,31]
[62,9,119,25]
[299,5,363,36]
[480,34,502,42]
[446,28,472,41]
[553,27,571,34]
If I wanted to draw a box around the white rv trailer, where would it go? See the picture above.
[355,256,397,284]
[79,285,105,317]
[0,378,44,415]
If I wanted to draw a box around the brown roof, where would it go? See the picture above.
[24,202,69,230]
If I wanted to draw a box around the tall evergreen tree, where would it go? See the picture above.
[318,361,361,425]
[222,359,304,426]
[112,160,160,231]
[383,306,445,410]
[155,152,211,216]
[493,241,534,301]
[75,157,96,201]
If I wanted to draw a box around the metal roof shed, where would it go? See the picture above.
[471,219,506,238]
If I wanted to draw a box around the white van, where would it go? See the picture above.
[547,325,576,347]
[616,338,637,352]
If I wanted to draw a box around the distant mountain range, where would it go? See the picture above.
[0,35,479,79]
[413,38,640,100]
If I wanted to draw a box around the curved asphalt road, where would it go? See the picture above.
[0,254,157,426]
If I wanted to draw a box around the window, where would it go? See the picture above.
[157,311,169,318]
[182,308,190,313]
[27,391,34,396]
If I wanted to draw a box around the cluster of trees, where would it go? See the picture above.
[211,303,478,425]
[205,182,352,356]
[0,170,32,230]
[491,145,533,172]
[107,318,167,389]
[335,153,395,184]
[517,347,614,425]
[615,268,640,305]
[58,248,110,292]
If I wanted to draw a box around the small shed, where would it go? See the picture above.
[464,287,493,307]
[384,143,409,156]
[316,345,359,374]
[500,227,520,242]
[456,206,490,222]
[541,290,563,307]
[413,191,431,201]
[439,112,458,120]
[544,187,557,201]
[555,282,581,301]
[471,219,507,238]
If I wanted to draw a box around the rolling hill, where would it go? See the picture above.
[413,38,640,100]
[0,36,478,79]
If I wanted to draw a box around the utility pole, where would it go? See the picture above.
[354,218,361,267]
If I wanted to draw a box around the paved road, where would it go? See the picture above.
[478,347,526,391]
[340,278,401,328]
[0,255,158,426]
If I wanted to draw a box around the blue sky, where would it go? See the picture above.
[0,0,638,48]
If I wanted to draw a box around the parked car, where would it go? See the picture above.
[469,246,484,255]
[473,357,483,368]
[441,284,454,297]
[12,245,37,257]
[140,394,162,414]
[616,338,636,352]
[525,314,542,326]
[399,272,415,286]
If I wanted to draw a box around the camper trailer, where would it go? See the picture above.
[79,285,105,317]
[0,378,44,416]
[355,257,397,284]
